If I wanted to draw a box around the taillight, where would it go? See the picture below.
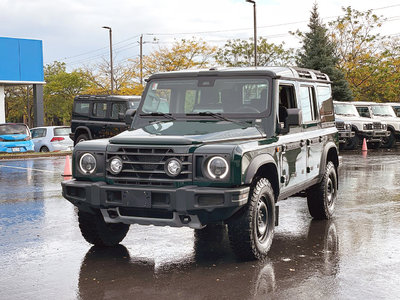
[23,136,31,141]
[0,137,4,141]
[51,137,65,142]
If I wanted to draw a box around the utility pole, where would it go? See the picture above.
[102,26,114,94]
[140,34,143,85]
[246,0,257,67]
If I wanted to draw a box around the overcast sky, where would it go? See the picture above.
[1,0,400,70]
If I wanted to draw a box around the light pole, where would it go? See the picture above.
[102,26,114,94]
[246,0,257,67]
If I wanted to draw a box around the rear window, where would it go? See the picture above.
[74,102,90,115]
[54,127,71,136]
[0,124,29,135]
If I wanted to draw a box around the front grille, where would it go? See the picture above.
[365,123,373,130]
[106,146,192,185]
[373,122,383,130]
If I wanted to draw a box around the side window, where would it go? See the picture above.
[393,106,400,117]
[111,102,127,119]
[356,106,370,118]
[278,85,296,123]
[31,129,38,138]
[74,102,90,115]
[92,102,107,118]
[299,86,318,123]
[316,86,334,122]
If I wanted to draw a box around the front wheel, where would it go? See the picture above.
[343,133,359,150]
[382,130,395,148]
[228,178,275,260]
[306,161,337,220]
[78,209,130,246]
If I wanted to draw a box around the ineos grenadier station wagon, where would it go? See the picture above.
[62,67,339,260]
[334,101,388,149]
[70,95,141,145]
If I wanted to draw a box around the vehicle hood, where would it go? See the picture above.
[0,134,28,141]
[335,115,375,123]
[372,116,400,123]
[110,120,264,145]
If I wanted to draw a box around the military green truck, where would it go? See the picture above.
[62,67,339,260]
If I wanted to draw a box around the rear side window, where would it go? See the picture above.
[93,102,107,118]
[111,103,127,119]
[54,127,71,136]
[316,86,334,122]
[299,86,318,123]
[74,102,90,115]
[32,128,46,138]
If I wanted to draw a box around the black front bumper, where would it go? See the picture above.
[61,179,249,229]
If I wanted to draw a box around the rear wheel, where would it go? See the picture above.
[228,178,275,260]
[75,133,89,146]
[306,161,337,220]
[78,209,130,246]
[40,146,49,152]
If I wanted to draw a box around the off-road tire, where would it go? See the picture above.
[227,178,275,260]
[306,161,337,220]
[78,209,130,246]
[40,146,49,152]
[382,130,395,148]
[367,141,381,149]
[75,133,89,146]
[343,134,359,150]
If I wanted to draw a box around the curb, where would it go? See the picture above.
[0,151,72,160]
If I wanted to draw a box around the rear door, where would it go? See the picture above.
[108,101,128,136]
[90,101,108,139]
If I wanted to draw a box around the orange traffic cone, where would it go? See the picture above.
[63,155,72,178]
[362,138,368,152]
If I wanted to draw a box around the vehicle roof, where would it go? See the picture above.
[147,66,331,82]
[74,95,141,101]
[352,101,393,106]
[30,126,70,130]
[333,101,356,105]
[0,123,28,126]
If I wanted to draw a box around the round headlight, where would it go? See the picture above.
[207,156,229,179]
[79,153,96,174]
[109,157,123,174]
[165,158,182,177]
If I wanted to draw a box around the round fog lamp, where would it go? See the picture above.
[207,156,229,179]
[110,157,123,174]
[79,153,96,174]
[165,158,182,177]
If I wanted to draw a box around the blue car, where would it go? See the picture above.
[0,123,34,153]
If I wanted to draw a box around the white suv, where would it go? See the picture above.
[334,101,388,149]
[353,101,400,148]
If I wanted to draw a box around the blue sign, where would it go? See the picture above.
[0,37,44,83]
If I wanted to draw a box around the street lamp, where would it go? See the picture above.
[246,0,257,67]
[102,26,114,94]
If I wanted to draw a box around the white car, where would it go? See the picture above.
[30,126,73,152]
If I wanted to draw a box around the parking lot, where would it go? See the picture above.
[1,150,400,299]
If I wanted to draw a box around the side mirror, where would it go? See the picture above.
[124,109,137,126]
[279,108,302,134]
[286,108,302,126]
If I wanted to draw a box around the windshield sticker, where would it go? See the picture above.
[151,83,158,91]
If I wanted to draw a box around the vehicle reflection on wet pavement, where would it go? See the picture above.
[1,151,400,299]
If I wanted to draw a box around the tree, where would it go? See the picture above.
[329,7,400,102]
[44,61,90,124]
[296,3,353,101]
[215,37,294,67]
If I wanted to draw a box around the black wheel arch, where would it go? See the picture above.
[319,143,339,187]
[244,154,279,201]
[75,127,92,140]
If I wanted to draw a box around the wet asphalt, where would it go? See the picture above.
[1,150,400,300]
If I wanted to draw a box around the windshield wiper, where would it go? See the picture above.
[139,112,176,120]
[186,111,265,135]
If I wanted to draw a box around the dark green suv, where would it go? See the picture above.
[62,67,339,260]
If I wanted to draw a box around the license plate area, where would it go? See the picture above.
[123,190,152,208]
[12,147,21,152]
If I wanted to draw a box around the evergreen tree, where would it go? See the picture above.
[296,3,353,101]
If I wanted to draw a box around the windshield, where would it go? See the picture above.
[371,105,396,117]
[334,104,360,116]
[140,77,270,116]
[54,127,71,136]
[0,124,29,135]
